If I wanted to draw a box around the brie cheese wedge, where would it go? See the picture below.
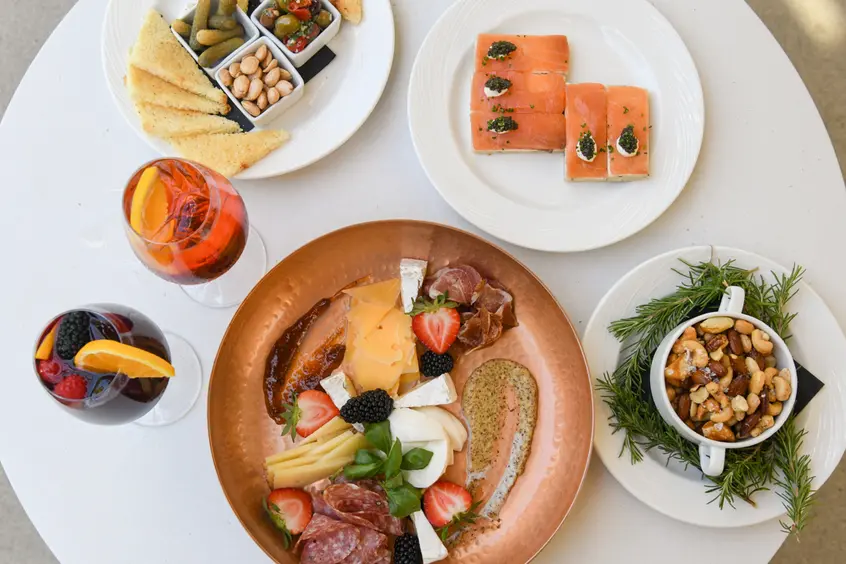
[393,374,457,408]
[400,258,428,313]
[320,372,363,432]
[412,511,449,563]
[414,406,467,452]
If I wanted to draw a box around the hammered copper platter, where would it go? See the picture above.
[208,220,593,564]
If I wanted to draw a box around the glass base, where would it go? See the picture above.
[135,332,202,427]
[180,226,267,309]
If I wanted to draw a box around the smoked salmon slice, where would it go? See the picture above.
[471,111,567,153]
[565,83,608,181]
[475,34,569,76]
[607,86,650,180]
[471,71,567,114]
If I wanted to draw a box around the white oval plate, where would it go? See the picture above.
[102,0,394,179]
[408,0,704,252]
[585,245,846,528]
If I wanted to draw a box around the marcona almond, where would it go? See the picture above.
[240,55,260,75]
[264,68,282,87]
[263,49,274,68]
[257,92,269,111]
[232,74,250,99]
[264,59,279,72]
[279,68,293,81]
[242,100,261,117]
[246,78,264,101]
[267,87,281,105]
[219,69,234,88]
[229,62,242,78]
[248,68,264,82]
[276,80,294,96]
[255,45,268,62]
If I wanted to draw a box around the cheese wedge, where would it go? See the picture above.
[127,66,230,115]
[129,10,227,105]
[168,130,290,178]
[135,103,241,138]
[344,279,401,306]
[394,374,458,408]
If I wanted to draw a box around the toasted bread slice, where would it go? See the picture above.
[135,103,241,138]
[128,67,230,115]
[168,130,290,177]
[129,10,227,105]
[331,0,362,24]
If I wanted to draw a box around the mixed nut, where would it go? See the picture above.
[219,44,296,117]
[664,317,793,443]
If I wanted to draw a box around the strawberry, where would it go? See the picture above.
[37,359,64,385]
[410,294,460,354]
[423,480,477,531]
[53,375,88,400]
[264,488,313,548]
[281,390,339,439]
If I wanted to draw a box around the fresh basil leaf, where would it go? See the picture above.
[386,483,422,518]
[382,439,403,479]
[354,449,383,465]
[382,473,404,490]
[401,448,433,471]
[364,421,392,454]
[343,462,382,480]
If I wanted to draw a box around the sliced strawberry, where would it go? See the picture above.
[37,359,64,385]
[423,480,474,528]
[411,295,460,354]
[53,374,88,400]
[281,390,340,439]
[264,488,313,548]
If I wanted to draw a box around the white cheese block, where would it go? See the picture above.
[412,511,449,564]
[320,372,363,432]
[401,438,450,489]
[414,406,467,452]
[389,408,448,443]
[400,258,428,313]
[393,374,457,408]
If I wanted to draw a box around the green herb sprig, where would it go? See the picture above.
[596,259,815,534]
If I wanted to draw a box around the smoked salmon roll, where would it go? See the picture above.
[607,86,650,180]
[471,71,567,114]
[565,83,608,181]
[475,34,570,76]
[471,111,567,153]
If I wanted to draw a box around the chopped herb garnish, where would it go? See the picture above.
[581,122,586,128]
[599,147,606,153]
[530,104,535,109]
[484,76,512,93]
[607,145,615,154]
[649,125,653,129]
[478,127,482,132]
[487,41,517,60]
[577,131,597,161]
[618,125,639,155]
[487,116,518,134]
[623,106,630,114]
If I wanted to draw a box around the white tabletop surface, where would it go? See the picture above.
[1,0,844,563]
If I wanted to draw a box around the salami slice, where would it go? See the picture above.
[318,484,404,536]
[297,514,360,564]
[339,526,389,564]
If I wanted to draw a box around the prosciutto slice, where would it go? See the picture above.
[423,265,483,304]
[297,514,360,564]
[458,307,504,352]
[313,484,404,536]
[472,280,518,328]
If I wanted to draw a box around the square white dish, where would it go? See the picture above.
[251,0,341,68]
[171,1,260,75]
[216,36,304,126]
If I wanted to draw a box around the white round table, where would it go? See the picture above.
[1,0,844,563]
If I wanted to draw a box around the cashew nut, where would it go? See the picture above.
[700,316,735,334]
[768,401,783,417]
[745,357,760,375]
[763,367,778,389]
[773,375,792,402]
[760,414,775,430]
[750,427,763,438]
[705,381,720,395]
[694,404,709,421]
[749,371,765,395]
[690,399,698,420]
[681,326,697,341]
[709,349,724,362]
[719,371,733,390]
[671,340,684,354]
[747,392,761,414]
[666,386,677,402]
[703,398,720,413]
[664,356,687,386]
[731,395,749,413]
[751,329,774,355]
[690,386,709,404]
[734,319,755,335]
[711,406,734,423]
[682,340,709,368]
[740,334,753,353]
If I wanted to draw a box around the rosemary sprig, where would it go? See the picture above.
[598,259,815,534]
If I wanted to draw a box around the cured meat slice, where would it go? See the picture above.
[471,111,567,153]
[475,34,570,76]
[607,85,650,180]
[471,71,567,114]
[472,281,518,328]
[339,526,391,564]
[565,83,608,181]
[297,514,360,564]
[314,484,404,536]
[423,265,483,305]
[458,307,504,352]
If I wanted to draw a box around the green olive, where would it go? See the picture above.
[315,10,332,29]
[274,15,300,38]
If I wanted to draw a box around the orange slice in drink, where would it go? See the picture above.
[130,166,174,243]
[35,325,58,360]
[74,340,175,379]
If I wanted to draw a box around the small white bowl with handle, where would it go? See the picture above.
[650,286,798,476]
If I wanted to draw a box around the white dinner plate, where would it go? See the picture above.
[408,0,704,252]
[102,0,395,179]
[585,246,846,528]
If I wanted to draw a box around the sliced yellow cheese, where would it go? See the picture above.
[310,430,355,456]
[344,279,401,306]
[320,432,369,461]
[298,416,352,446]
[272,454,356,489]
[403,349,419,374]
[347,299,395,337]
[265,437,328,466]
[351,353,407,392]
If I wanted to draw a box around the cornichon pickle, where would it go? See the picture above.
[189,0,212,51]
[171,19,192,38]
[197,37,245,67]
[208,14,238,30]
[218,0,237,16]
[196,26,244,46]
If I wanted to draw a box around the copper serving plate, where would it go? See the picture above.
[208,220,593,564]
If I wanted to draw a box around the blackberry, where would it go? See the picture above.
[55,311,91,360]
[393,533,423,564]
[340,389,393,424]
[420,350,454,378]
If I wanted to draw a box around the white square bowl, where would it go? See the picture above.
[215,36,304,127]
[171,1,260,75]
[251,0,342,68]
